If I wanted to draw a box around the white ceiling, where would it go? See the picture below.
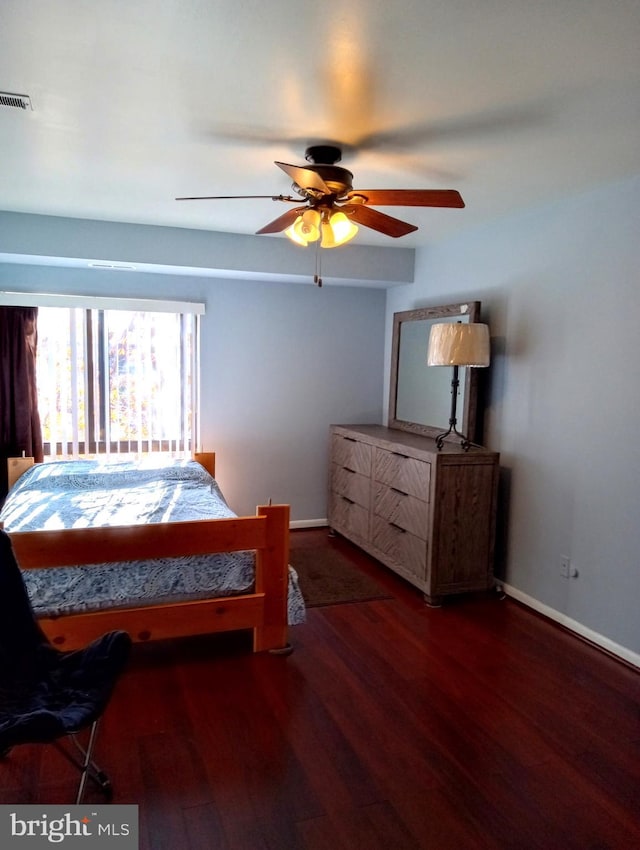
[1,0,639,251]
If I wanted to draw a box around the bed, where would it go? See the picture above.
[0,453,305,653]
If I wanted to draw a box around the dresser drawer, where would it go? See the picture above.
[329,491,370,541]
[373,483,428,539]
[372,517,427,582]
[374,448,430,502]
[331,463,371,509]
[332,433,372,476]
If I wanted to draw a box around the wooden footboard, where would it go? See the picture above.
[7,502,291,653]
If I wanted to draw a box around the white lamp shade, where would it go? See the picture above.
[427,322,490,367]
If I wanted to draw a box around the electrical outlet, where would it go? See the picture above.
[560,555,571,578]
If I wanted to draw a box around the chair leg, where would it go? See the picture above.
[53,721,112,803]
[75,720,98,805]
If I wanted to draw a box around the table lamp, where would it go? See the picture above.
[427,321,490,450]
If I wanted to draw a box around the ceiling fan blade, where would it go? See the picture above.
[176,194,299,202]
[346,189,464,208]
[255,207,307,235]
[275,162,331,194]
[342,204,418,238]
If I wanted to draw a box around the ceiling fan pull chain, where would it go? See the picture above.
[314,240,323,287]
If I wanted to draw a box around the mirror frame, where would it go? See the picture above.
[388,301,482,441]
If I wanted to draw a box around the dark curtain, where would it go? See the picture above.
[0,307,44,502]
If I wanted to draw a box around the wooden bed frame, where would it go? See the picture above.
[3,453,291,654]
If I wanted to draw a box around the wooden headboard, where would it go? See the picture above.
[7,456,35,491]
[6,452,216,493]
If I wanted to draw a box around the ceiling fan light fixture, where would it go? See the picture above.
[297,209,321,241]
[285,208,321,247]
[284,223,309,246]
[320,210,359,248]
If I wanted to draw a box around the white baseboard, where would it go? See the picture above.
[290,518,328,530]
[285,527,640,669]
[499,582,640,670]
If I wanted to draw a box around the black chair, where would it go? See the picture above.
[0,529,132,803]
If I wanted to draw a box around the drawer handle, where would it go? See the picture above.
[341,496,355,505]
[389,522,406,533]
[343,467,356,474]
[344,437,357,443]
[392,451,408,459]
[391,486,408,496]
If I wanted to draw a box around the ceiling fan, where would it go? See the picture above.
[176,144,464,249]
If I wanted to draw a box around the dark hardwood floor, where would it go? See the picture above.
[2,529,639,849]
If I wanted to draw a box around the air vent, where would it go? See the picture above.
[88,263,136,271]
[0,92,33,110]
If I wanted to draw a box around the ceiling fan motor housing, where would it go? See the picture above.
[302,145,353,198]
[304,144,342,165]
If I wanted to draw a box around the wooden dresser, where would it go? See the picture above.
[328,424,499,605]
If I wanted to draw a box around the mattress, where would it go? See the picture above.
[0,457,306,625]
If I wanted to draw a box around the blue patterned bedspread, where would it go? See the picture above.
[0,458,306,625]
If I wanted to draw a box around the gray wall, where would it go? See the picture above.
[0,263,386,522]
[200,277,385,519]
[386,174,640,660]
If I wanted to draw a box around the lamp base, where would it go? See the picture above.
[435,424,472,452]
[436,364,474,451]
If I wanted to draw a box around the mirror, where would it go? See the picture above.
[388,301,481,441]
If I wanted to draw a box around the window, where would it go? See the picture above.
[36,306,200,460]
